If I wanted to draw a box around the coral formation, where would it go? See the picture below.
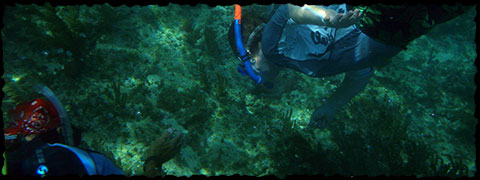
[2,3,476,177]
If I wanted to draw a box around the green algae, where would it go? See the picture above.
[2,3,476,178]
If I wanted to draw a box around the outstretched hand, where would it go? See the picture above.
[324,9,362,28]
[308,106,336,129]
[144,128,184,177]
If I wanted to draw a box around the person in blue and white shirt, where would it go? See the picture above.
[229,4,470,129]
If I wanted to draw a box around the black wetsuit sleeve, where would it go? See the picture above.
[89,152,125,176]
[261,4,290,59]
[6,139,87,177]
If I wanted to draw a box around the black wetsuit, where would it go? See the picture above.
[5,137,124,177]
[357,4,472,49]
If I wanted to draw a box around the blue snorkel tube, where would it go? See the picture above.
[233,5,262,84]
[34,83,74,146]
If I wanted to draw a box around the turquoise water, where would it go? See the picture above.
[2,4,476,177]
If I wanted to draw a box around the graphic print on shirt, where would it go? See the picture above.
[277,4,351,61]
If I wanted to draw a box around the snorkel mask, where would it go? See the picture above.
[34,83,74,146]
[230,5,262,84]
[4,84,74,146]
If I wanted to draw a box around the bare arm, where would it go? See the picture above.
[325,68,372,111]
[287,4,362,28]
[309,68,372,129]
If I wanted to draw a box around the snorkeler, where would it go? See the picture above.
[229,4,471,129]
[3,85,183,177]
[3,92,125,176]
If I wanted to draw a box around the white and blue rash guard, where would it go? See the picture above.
[261,4,402,78]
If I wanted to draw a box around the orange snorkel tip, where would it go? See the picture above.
[234,4,242,22]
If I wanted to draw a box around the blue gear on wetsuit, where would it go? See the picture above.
[5,137,124,177]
